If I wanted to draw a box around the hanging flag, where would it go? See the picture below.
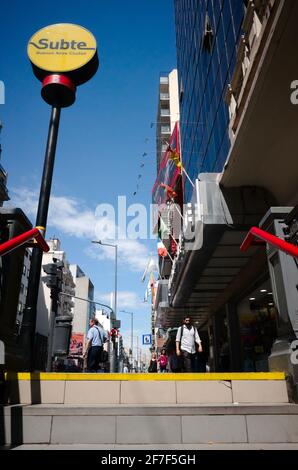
[168,147,183,169]
[141,255,159,282]
[170,237,178,256]
[160,183,177,200]
[168,146,195,188]
[144,279,151,302]
[149,271,155,286]
[149,272,157,305]
[157,241,168,258]
[158,216,170,240]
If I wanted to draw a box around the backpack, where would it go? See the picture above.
[159,355,168,367]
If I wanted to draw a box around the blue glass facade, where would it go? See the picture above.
[174,0,244,201]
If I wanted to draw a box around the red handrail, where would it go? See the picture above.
[240,226,298,258]
[0,227,49,256]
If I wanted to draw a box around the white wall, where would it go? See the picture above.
[70,264,94,336]
[168,69,180,133]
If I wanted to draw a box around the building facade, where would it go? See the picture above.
[156,69,180,172]
[70,264,95,337]
[16,248,31,331]
[152,0,298,384]
[0,122,9,206]
[174,0,244,202]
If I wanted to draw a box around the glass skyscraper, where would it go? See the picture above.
[174,0,244,201]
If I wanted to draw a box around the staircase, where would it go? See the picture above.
[2,372,298,446]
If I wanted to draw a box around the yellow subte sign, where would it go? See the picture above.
[27,23,97,73]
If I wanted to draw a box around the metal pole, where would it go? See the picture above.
[20,106,61,370]
[131,312,133,369]
[46,294,58,372]
[136,334,139,371]
[114,244,117,322]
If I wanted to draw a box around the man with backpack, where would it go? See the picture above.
[83,318,107,372]
[176,316,203,372]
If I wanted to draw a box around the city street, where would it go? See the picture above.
[0,0,298,455]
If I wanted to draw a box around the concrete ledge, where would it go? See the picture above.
[232,380,289,403]
[182,416,247,443]
[3,403,298,416]
[116,416,181,444]
[64,381,120,404]
[8,380,65,404]
[247,415,298,443]
[121,381,176,404]
[4,374,289,405]
[177,381,232,404]
[3,415,52,445]
[51,416,116,444]
[2,404,298,445]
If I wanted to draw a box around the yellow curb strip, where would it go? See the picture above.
[5,372,285,381]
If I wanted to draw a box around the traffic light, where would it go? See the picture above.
[43,260,64,298]
[110,328,118,342]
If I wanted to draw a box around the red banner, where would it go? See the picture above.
[152,122,181,206]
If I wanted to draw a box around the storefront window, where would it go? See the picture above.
[237,279,278,372]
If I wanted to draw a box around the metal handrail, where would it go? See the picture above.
[240,226,298,258]
[0,227,49,256]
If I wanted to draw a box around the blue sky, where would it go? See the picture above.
[0,0,177,353]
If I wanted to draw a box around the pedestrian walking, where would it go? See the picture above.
[148,352,158,372]
[176,316,203,372]
[168,350,182,372]
[158,348,168,373]
[83,318,107,372]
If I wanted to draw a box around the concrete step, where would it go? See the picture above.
[5,372,289,406]
[2,403,298,445]
[5,443,298,450]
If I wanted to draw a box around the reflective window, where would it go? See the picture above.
[174,0,244,201]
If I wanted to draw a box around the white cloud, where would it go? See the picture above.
[95,290,147,311]
[8,187,151,273]
[85,238,149,272]
[9,188,97,238]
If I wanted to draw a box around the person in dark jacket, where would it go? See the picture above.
[148,352,158,372]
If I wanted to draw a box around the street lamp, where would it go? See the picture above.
[92,240,118,321]
[120,310,134,368]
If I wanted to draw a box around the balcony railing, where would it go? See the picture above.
[160,77,169,85]
[160,93,170,100]
[225,0,277,139]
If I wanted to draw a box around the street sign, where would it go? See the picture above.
[142,334,152,345]
[27,23,99,107]
[27,23,98,82]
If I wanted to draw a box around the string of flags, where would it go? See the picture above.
[131,118,200,197]
[132,143,152,196]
